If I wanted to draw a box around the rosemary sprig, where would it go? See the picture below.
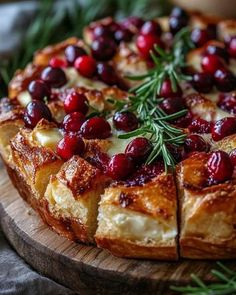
[118,28,194,171]
[171,262,236,295]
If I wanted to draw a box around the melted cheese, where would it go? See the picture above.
[33,128,62,150]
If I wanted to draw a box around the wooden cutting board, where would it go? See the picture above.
[0,164,235,295]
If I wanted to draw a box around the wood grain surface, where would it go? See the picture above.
[0,163,235,295]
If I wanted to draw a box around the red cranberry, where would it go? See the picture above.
[64,92,88,114]
[96,62,118,85]
[228,36,236,58]
[113,111,138,132]
[41,66,67,88]
[114,27,133,43]
[122,16,144,30]
[229,148,236,166]
[91,37,117,61]
[125,137,152,162]
[93,25,113,39]
[184,134,209,153]
[24,100,52,128]
[211,117,236,141]
[57,134,85,160]
[28,80,51,101]
[65,45,87,66]
[188,118,212,133]
[159,79,182,98]
[207,151,233,183]
[140,20,162,36]
[136,34,163,59]
[191,28,210,47]
[205,45,229,62]
[169,15,189,35]
[86,152,110,172]
[74,55,96,78]
[108,153,134,180]
[49,57,67,68]
[201,54,225,75]
[173,111,193,128]
[61,112,85,132]
[171,6,189,18]
[214,69,236,92]
[160,97,185,115]
[191,73,214,93]
[218,93,236,115]
[80,117,111,139]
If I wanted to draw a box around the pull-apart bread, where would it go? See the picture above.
[1,7,236,260]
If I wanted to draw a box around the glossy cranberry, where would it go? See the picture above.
[218,93,236,114]
[201,54,225,75]
[57,134,85,160]
[96,62,118,85]
[159,79,182,98]
[169,16,188,35]
[49,57,67,68]
[188,118,212,133]
[28,80,51,101]
[65,45,87,66]
[229,148,236,166]
[207,151,233,183]
[122,16,144,31]
[108,153,134,180]
[160,97,185,115]
[113,111,138,132]
[64,92,88,114]
[211,117,236,141]
[93,25,113,39]
[74,55,96,78]
[80,117,111,139]
[140,20,162,36]
[41,66,67,88]
[114,27,133,43]
[173,111,193,128]
[91,37,117,61]
[191,73,214,93]
[125,137,152,162]
[214,69,236,92]
[205,45,229,62]
[61,112,85,132]
[23,100,52,128]
[184,134,209,153]
[170,6,189,18]
[228,36,236,58]
[191,28,210,47]
[136,34,163,59]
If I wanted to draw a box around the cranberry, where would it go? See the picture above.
[169,15,188,35]
[214,69,236,92]
[64,92,88,114]
[113,111,138,132]
[173,111,193,128]
[125,137,152,162]
[188,118,212,133]
[49,57,67,68]
[218,93,236,114]
[61,112,85,132]
[108,153,134,180]
[96,62,118,85]
[136,34,163,59]
[207,151,233,183]
[28,80,51,101]
[229,148,236,166]
[205,45,229,62]
[159,79,182,98]
[191,28,210,47]
[74,55,96,78]
[91,37,117,61]
[160,97,185,115]
[191,73,214,93]
[184,134,209,153]
[140,20,162,36]
[65,45,87,66]
[122,16,144,31]
[57,134,85,160]
[207,24,217,40]
[80,117,111,139]
[41,66,67,88]
[86,152,110,172]
[114,27,133,43]
[211,117,236,141]
[170,6,189,18]
[24,100,52,128]
[228,36,236,58]
[93,25,113,39]
[201,54,225,75]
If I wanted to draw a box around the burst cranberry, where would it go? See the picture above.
[91,37,117,61]
[57,134,85,160]
[28,80,51,101]
[160,97,185,114]
[96,62,118,85]
[113,111,138,132]
[159,79,182,98]
[41,66,67,88]
[207,151,233,183]
[61,112,85,132]
[228,36,236,58]
[205,45,229,62]
[211,117,236,141]
[64,92,88,114]
[191,73,214,93]
[184,134,209,153]
[93,25,113,39]
[214,69,236,92]
[74,55,96,78]
[49,57,67,68]
[188,118,212,133]
[122,16,144,31]
[114,27,133,43]
[108,153,134,180]
[65,45,87,66]
[169,7,189,35]
[174,111,193,128]
[24,100,52,128]
[201,54,225,75]
[125,137,152,162]
[140,20,162,36]
[80,117,111,139]
[218,93,236,114]
[136,34,163,59]
[191,28,210,47]
[229,148,236,166]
